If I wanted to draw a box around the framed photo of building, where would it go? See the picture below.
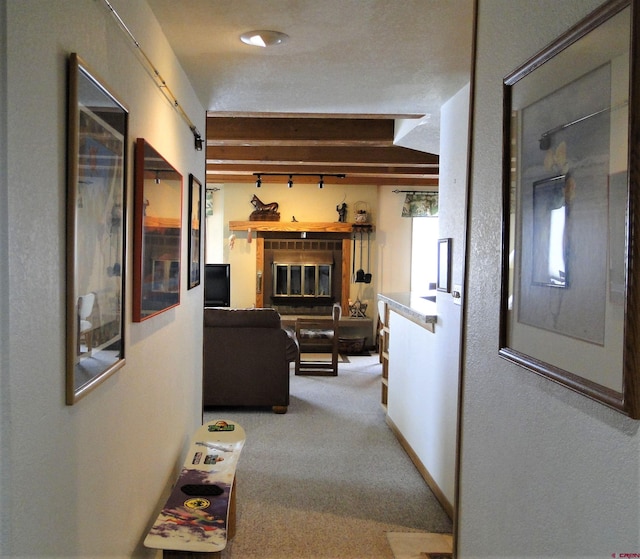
[499,0,640,418]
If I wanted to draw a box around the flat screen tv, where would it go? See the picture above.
[204,263,230,307]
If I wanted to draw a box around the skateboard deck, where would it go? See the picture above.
[144,419,246,554]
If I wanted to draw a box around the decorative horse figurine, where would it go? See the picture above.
[251,194,279,213]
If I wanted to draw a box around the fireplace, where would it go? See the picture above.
[261,236,346,315]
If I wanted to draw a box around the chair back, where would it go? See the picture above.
[78,293,95,320]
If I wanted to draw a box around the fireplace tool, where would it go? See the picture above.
[364,229,372,283]
[355,229,366,283]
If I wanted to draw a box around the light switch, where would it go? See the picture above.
[452,284,462,305]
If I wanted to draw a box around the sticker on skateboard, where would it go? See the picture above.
[144,419,245,553]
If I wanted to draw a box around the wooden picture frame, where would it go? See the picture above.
[133,138,183,322]
[188,174,202,290]
[499,0,640,418]
[66,53,128,404]
[437,238,451,293]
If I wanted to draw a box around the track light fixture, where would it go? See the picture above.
[253,172,345,188]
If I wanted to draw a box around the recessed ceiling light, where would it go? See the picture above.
[240,30,289,48]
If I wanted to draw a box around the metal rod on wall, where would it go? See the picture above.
[100,0,204,151]
[392,189,437,194]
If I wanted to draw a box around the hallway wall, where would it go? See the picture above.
[459,1,640,556]
[2,1,205,556]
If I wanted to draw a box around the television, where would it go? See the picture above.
[204,263,231,307]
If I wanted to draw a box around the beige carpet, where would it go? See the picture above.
[204,354,452,558]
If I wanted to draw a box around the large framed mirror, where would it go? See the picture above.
[133,138,183,322]
[66,53,128,404]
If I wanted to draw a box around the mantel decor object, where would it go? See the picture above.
[354,201,369,224]
[249,194,280,221]
[499,0,640,418]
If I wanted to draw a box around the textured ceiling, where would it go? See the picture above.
[147,0,473,115]
[146,0,474,182]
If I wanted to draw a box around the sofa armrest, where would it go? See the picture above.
[283,327,299,362]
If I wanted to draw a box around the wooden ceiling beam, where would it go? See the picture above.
[206,145,438,166]
[205,173,439,187]
[206,117,395,146]
[204,114,438,188]
[205,163,438,175]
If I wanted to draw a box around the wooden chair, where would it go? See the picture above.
[295,304,341,376]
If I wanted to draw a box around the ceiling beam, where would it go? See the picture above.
[204,113,439,188]
[206,117,396,146]
[205,163,438,175]
[206,145,438,166]
[205,173,439,187]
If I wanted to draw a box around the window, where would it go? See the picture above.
[411,217,439,293]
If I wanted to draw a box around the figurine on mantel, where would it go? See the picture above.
[250,194,280,221]
[336,202,347,222]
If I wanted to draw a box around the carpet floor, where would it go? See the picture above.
[204,354,452,558]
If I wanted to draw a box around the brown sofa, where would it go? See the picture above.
[203,307,298,413]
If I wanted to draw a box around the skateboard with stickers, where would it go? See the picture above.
[144,419,245,555]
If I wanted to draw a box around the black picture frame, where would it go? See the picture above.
[66,53,128,404]
[499,0,640,418]
[188,174,202,290]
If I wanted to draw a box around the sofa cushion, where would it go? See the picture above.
[204,307,281,328]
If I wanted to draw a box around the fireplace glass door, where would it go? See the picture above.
[273,262,332,298]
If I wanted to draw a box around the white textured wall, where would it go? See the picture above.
[0,0,8,549]
[386,83,469,510]
[377,186,413,293]
[2,1,205,556]
[458,1,640,557]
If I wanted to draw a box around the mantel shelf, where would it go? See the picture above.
[228,221,373,233]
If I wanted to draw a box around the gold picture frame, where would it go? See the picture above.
[66,53,128,404]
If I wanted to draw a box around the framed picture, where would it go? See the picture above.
[499,0,640,418]
[188,174,202,289]
[66,53,127,404]
[437,238,451,293]
[133,138,183,322]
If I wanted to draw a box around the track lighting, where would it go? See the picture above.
[252,172,345,187]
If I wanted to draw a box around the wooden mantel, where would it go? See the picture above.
[228,221,373,233]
